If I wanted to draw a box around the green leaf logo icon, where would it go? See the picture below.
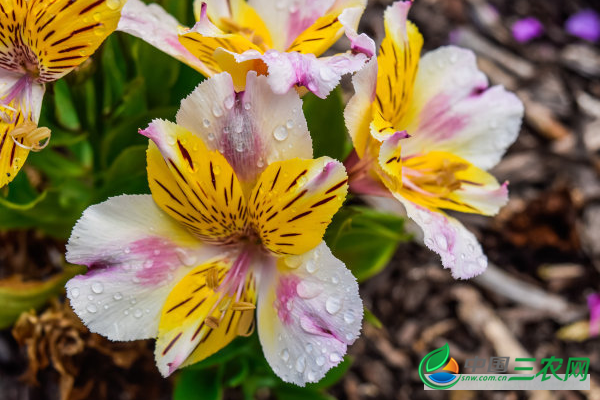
[425,343,450,372]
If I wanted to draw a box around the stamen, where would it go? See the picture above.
[204,316,220,329]
[237,310,255,337]
[231,301,256,311]
[10,122,51,152]
[206,268,219,290]
[219,17,268,50]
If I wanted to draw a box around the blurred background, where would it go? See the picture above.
[1,0,600,399]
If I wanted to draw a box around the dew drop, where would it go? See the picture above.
[123,310,129,316]
[113,292,123,301]
[256,158,265,168]
[331,273,340,284]
[70,288,80,299]
[244,102,251,110]
[424,237,434,248]
[207,132,216,141]
[305,260,318,274]
[224,95,235,110]
[307,370,316,381]
[284,256,302,269]
[130,298,137,305]
[124,247,131,254]
[325,296,343,314]
[296,281,322,299]
[286,119,294,129]
[316,356,325,366]
[467,243,475,253]
[134,309,144,319]
[477,256,487,268]
[273,125,288,141]
[305,343,313,353]
[345,333,354,341]
[329,352,342,363]
[212,105,223,117]
[235,142,244,152]
[280,348,290,362]
[144,260,154,269]
[87,295,94,301]
[295,356,306,373]
[435,234,448,251]
[106,0,122,10]
[343,310,355,324]
[213,165,222,175]
[104,304,109,310]
[86,304,98,313]
[223,126,230,134]
[203,118,211,127]
[91,282,104,294]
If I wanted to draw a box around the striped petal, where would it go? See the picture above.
[0,71,45,188]
[117,0,211,76]
[257,243,362,386]
[344,58,377,158]
[249,157,348,256]
[178,3,263,79]
[65,195,220,341]
[1,0,124,83]
[371,0,423,138]
[399,46,524,170]
[175,72,312,191]
[155,252,257,376]
[142,119,248,244]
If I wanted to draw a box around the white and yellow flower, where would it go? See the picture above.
[118,0,374,98]
[344,1,524,279]
[0,0,125,188]
[65,72,363,385]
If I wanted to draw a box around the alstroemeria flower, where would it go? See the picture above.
[118,0,374,98]
[65,72,362,385]
[0,0,125,188]
[343,1,524,279]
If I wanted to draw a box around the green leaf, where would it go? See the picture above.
[303,89,352,160]
[188,336,254,370]
[325,206,410,282]
[0,265,83,329]
[174,366,223,400]
[96,145,149,200]
[425,343,450,373]
[53,79,81,131]
[363,307,383,329]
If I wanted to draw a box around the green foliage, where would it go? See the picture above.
[326,206,411,282]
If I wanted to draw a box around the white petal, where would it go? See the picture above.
[175,71,312,187]
[338,5,376,57]
[0,70,45,123]
[66,195,220,341]
[365,195,488,279]
[117,0,211,76]
[248,0,336,51]
[224,49,368,99]
[257,243,363,386]
[402,46,524,170]
[344,57,377,157]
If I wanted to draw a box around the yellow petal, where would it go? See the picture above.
[21,0,124,82]
[0,111,31,188]
[249,157,348,255]
[145,120,247,244]
[373,2,423,134]
[156,257,257,375]
[286,12,346,56]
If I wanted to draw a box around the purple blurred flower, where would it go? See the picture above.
[588,293,600,337]
[566,9,600,42]
[512,17,545,43]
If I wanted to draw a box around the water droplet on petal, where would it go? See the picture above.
[305,343,313,353]
[86,304,98,313]
[325,296,343,314]
[329,352,342,363]
[316,356,325,366]
[91,282,104,294]
[296,281,322,299]
[280,348,290,362]
[213,165,221,175]
[286,119,294,129]
[257,158,265,168]
[113,292,123,301]
[124,247,131,254]
[207,132,215,141]
[70,288,80,299]
[331,274,340,284]
[435,234,448,251]
[134,309,143,319]
[224,95,235,110]
[203,118,211,127]
[87,295,94,301]
[477,255,487,268]
[273,125,288,141]
[244,102,251,110]
[235,142,244,152]
[106,0,122,10]
[307,370,316,381]
[305,260,318,274]
[343,310,355,324]
[212,105,223,117]
[295,356,306,372]
[345,333,354,341]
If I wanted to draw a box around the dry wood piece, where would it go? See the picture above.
[518,91,572,141]
[451,27,536,79]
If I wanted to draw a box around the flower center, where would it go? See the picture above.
[401,157,469,198]
[219,17,270,51]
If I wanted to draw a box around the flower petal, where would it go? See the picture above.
[175,72,312,189]
[257,243,362,386]
[0,72,45,188]
[367,195,488,279]
[344,58,377,158]
[248,0,336,51]
[178,3,263,78]
[401,46,524,170]
[373,0,423,132]
[249,157,348,256]
[19,0,124,82]
[65,195,220,341]
[142,119,248,243]
[118,0,212,76]
[224,49,368,98]
[391,151,509,216]
[155,254,257,376]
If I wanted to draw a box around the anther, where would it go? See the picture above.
[204,316,220,329]
[231,301,256,311]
